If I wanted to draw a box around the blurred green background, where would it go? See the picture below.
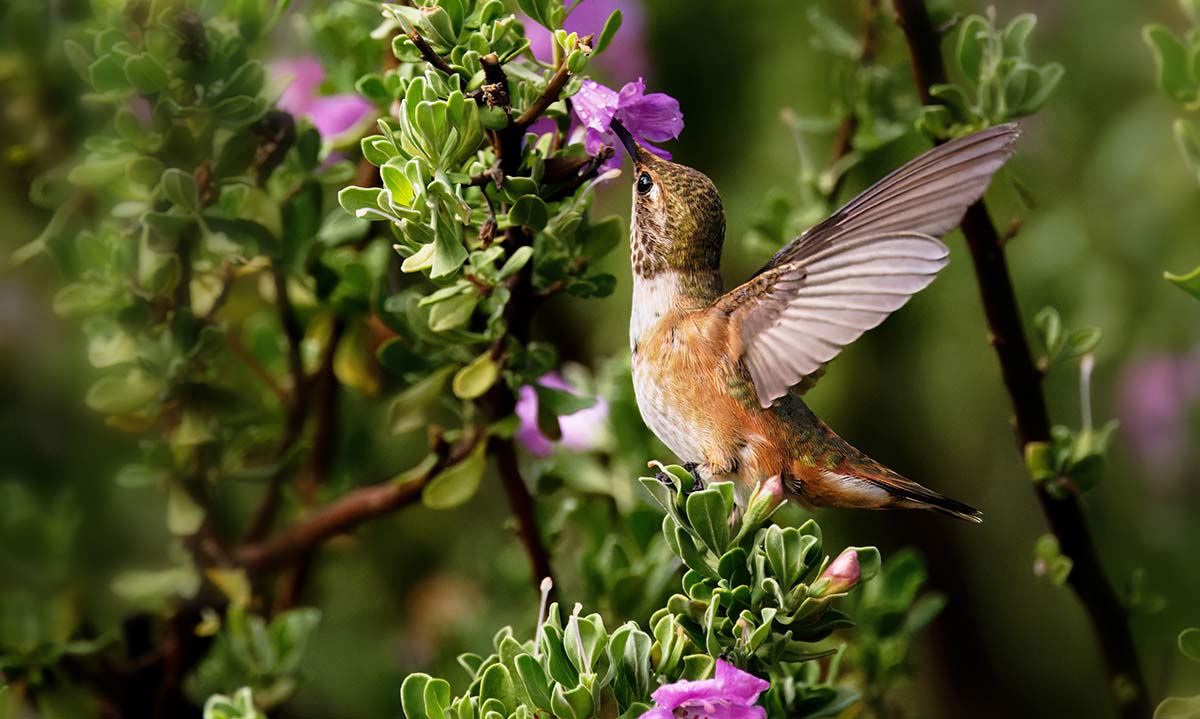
[2,0,1199,717]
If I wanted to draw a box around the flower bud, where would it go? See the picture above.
[738,475,786,535]
[817,549,861,596]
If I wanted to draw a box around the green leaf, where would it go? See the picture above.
[125,54,169,93]
[1034,306,1062,356]
[85,370,162,414]
[1144,25,1197,104]
[1167,264,1200,300]
[1062,327,1102,359]
[431,228,469,279]
[162,168,200,213]
[389,366,455,433]
[594,10,623,54]
[1175,119,1200,186]
[478,664,517,715]
[497,246,534,280]
[1002,13,1038,58]
[685,488,730,555]
[550,683,593,719]
[167,484,206,536]
[428,293,478,332]
[1154,696,1200,719]
[509,195,549,231]
[64,39,93,81]
[422,441,486,509]
[452,352,500,400]
[401,674,446,719]
[1180,627,1200,663]
[88,54,129,93]
[514,654,552,711]
[956,15,990,79]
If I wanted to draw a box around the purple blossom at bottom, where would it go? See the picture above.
[515,373,608,457]
[268,56,375,139]
[641,659,769,719]
[571,78,684,170]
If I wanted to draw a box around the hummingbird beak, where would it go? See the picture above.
[611,120,642,163]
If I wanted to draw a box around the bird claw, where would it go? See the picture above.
[653,462,705,491]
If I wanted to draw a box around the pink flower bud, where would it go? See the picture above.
[818,549,861,596]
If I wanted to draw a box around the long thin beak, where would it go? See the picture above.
[611,120,641,161]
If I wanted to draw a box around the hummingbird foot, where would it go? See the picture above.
[652,462,705,491]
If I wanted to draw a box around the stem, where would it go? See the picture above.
[407,29,455,75]
[491,437,558,602]
[890,3,1149,716]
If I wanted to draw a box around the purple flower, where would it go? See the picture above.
[572,78,683,169]
[269,56,375,139]
[816,549,861,596]
[524,0,649,80]
[515,373,608,457]
[642,659,769,719]
[1117,349,1200,475]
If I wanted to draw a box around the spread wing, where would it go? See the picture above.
[719,124,1020,408]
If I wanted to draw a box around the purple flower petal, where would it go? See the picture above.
[270,56,326,117]
[620,91,684,142]
[514,373,608,457]
[649,677,722,709]
[570,77,682,162]
[714,659,770,705]
[644,660,768,719]
[515,384,555,457]
[305,94,376,138]
[573,80,620,134]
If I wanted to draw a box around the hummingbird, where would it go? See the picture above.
[612,122,1021,522]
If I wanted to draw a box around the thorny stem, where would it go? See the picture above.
[890,2,1150,716]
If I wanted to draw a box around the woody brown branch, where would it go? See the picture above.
[889,2,1149,717]
[234,428,484,572]
[407,29,455,75]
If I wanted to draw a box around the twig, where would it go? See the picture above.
[407,28,454,75]
[491,437,558,602]
[234,428,484,572]
[890,2,1150,717]
[273,266,305,397]
[828,0,881,199]
[543,146,614,202]
[297,317,346,504]
[226,331,288,405]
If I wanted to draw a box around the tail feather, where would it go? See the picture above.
[860,468,984,523]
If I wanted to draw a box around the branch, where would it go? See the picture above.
[234,428,483,572]
[890,3,1149,717]
[407,29,455,75]
[828,0,881,199]
[491,437,558,602]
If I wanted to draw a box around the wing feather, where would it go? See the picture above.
[719,124,1020,407]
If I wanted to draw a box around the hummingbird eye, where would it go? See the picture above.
[636,172,653,195]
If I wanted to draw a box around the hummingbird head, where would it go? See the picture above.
[613,123,725,281]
